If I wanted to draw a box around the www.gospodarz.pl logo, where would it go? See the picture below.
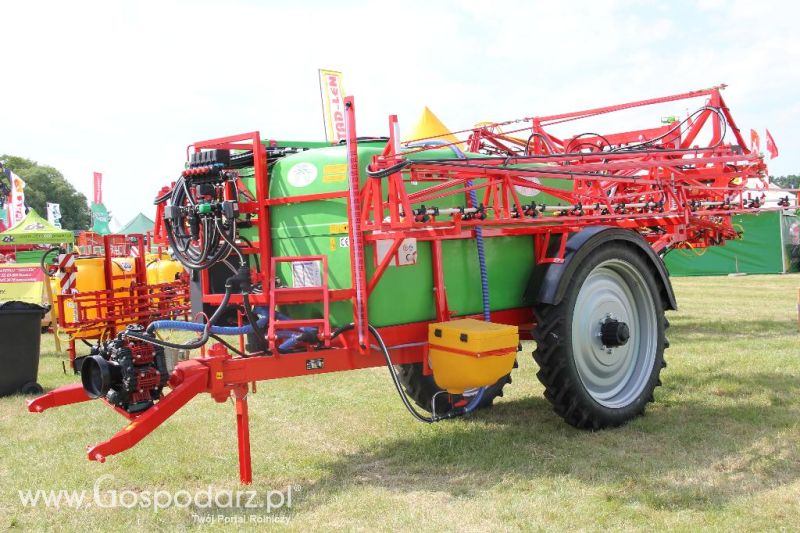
[18,474,299,519]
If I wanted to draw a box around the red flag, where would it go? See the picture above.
[765,129,779,159]
[93,172,103,204]
[750,129,760,153]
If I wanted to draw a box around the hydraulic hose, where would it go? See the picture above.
[331,323,482,423]
[164,176,235,271]
[242,292,267,353]
[332,323,435,423]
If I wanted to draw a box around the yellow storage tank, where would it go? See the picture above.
[110,257,138,290]
[146,257,184,284]
[60,257,136,338]
[60,257,107,338]
[428,319,519,394]
[157,259,184,283]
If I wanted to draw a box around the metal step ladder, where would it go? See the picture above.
[266,255,332,352]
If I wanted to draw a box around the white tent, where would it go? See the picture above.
[748,178,796,208]
[108,216,123,234]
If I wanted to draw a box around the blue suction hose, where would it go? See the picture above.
[148,310,318,352]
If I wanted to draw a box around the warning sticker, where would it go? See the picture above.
[322,163,348,183]
[329,223,348,234]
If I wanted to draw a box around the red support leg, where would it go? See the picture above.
[68,339,76,370]
[27,383,91,413]
[234,384,252,485]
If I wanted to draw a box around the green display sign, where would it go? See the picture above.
[90,202,112,235]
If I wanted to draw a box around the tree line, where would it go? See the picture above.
[1,155,91,230]
[771,175,800,190]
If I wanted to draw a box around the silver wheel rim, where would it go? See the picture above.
[571,259,657,409]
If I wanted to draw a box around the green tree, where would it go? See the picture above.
[1,155,91,230]
[770,174,800,190]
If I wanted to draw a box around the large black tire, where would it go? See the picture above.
[533,243,668,429]
[396,362,513,414]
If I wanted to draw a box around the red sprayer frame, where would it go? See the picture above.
[30,86,773,484]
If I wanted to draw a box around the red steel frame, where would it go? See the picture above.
[30,87,770,484]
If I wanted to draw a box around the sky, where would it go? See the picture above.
[1,0,799,224]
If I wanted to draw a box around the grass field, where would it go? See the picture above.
[1,274,799,531]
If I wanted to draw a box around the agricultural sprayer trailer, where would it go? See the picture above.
[29,85,771,484]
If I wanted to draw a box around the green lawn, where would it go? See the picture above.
[1,274,799,531]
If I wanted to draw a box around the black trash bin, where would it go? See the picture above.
[0,301,46,396]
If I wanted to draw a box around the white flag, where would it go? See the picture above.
[47,202,62,228]
[8,171,26,226]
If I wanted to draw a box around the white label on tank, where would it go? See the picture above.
[376,238,417,267]
[287,162,318,188]
[515,176,542,197]
[291,261,322,287]
[339,237,350,248]
[398,239,417,265]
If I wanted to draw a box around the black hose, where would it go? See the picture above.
[524,132,557,155]
[39,246,62,277]
[331,323,470,423]
[165,176,235,270]
[241,292,267,354]
[153,188,172,205]
[564,132,613,153]
[610,106,727,153]
[209,334,248,357]
[238,235,261,273]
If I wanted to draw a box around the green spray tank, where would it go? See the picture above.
[237,140,571,327]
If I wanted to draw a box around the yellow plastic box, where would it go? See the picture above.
[427,319,519,394]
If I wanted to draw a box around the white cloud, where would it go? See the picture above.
[1,0,798,223]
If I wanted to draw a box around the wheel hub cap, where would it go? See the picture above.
[600,318,630,348]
